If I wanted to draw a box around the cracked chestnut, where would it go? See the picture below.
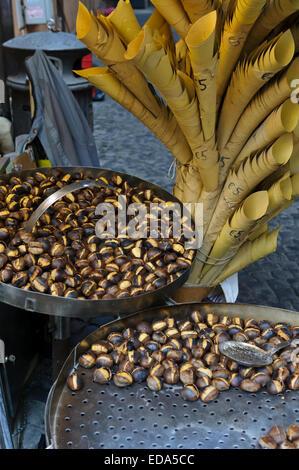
[113,371,133,387]
[67,373,83,391]
[93,367,112,384]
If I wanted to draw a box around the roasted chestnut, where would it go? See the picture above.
[93,367,112,384]
[180,384,199,402]
[113,371,133,387]
[67,373,83,391]
[79,352,96,369]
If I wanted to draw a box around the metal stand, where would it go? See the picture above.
[51,317,71,381]
[0,365,14,449]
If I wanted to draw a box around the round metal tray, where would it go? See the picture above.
[45,302,299,449]
[0,167,194,318]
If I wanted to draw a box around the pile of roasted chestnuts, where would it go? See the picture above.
[259,424,299,449]
[0,169,195,299]
[67,310,299,403]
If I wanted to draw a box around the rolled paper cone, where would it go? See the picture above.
[291,172,299,198]
[75,67,193,164]
[200,190,269,279]
[187,186,220,284]
[144,8,166,32]
[251,177,293,232]
[216,0,266,106]
[220,57,299,179]
[173,164,186,201]
[248,223,269,241]
[76,3,161,117]
[181,0,215,23]
[128,43,207,169]
[144,8,173,44]
[181,164,203,203]
[200,132,292,262]
[230,191,269,231]
[217,30,295,151]
[244,0,299,53]
[186,12,218,141]
[185,11,217,66]
[199,187,220,236]
[191,138,219,191]
[126,26,160,67]
[150,0,191,39]
[76,2,101,52]
[264,200,293,223]
[234,99,299,168]
[193,56,218,141]
[176,39,191,74]
[108,0,141,44]
[214,227,280,285]
[267,174,292,214]
[126,29,205,159]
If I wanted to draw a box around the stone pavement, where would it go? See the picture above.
[19,98,299,449]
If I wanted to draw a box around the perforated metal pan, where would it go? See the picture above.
[45,302,299,449]
[0,167,193,318]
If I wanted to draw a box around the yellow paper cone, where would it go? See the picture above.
[199,190,269,283]
[181,164,203,203]
[108,0,141,44]
[126,31,218,190]
[214,227,280,284]
[75,67,192,164]
[267,174,293,214]
[76,2,161,117]
[196,132,292,276]
[150,0,191,38]
[234,99,299,167]
[186,11,218,140]
[176,39,192,75]
[217,30,295,151]
[185,11,216,66]
[244,0,299,53]
[248,223,269,241]
[216,0,267,105]
[200,191,269,280]
[220,57,299,178]
[181,0,216,23]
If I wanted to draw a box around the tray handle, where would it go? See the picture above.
[24,179,112,233]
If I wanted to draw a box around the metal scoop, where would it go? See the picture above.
[219,340,291,367]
